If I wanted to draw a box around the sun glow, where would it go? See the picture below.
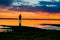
[0,6,60,27]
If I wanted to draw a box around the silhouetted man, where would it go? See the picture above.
[19,15,21,26]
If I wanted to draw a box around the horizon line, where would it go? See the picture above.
[0,18,60,20]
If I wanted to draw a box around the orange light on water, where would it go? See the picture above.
[0,8,60,27]
[21,12,60,27]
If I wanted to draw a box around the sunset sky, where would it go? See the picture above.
[0,0,60,27]
[0,8,60,27]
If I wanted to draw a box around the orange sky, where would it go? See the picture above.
[0,8,19,26]
[21,12,60,27]
[0,8,60,27]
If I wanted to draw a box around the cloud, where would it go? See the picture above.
[10,0,60,12]
[12,0,41,7]
[12,0,60,7]
[0,0,12,6]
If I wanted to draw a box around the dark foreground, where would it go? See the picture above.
[0,26,60,40]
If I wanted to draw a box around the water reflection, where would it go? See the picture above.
[0,26,12,32]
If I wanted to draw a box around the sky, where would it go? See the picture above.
[0,0,60,12]
[0,0,12,6]
[0,0,60,30]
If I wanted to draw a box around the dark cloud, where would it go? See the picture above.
[38,1,60,13]
[0,0,12,6]
[0,0,60,13]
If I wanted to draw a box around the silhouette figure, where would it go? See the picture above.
[19,15,21,26]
